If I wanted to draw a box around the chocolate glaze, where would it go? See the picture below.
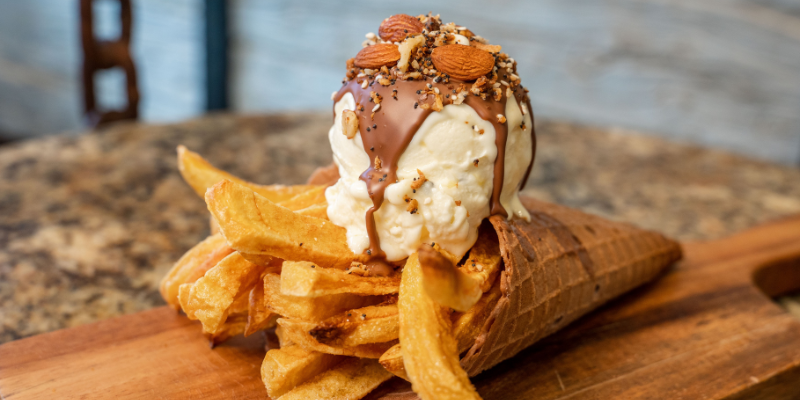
[333,71,535,273]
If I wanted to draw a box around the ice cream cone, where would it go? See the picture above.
[460,196,682,375]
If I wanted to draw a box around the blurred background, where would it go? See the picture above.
[1,0,798,164]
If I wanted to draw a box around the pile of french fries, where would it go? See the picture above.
[160,146,504,400]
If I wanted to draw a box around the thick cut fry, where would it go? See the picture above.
[378,344,408,381]
[261,345,345,398]
[206,179,367,268]
[295,203,329,220]
[177,145,318,202]
[279,302,399,348]
[419,245,482,312]
[399,252,481,400]
[159,234,234,309]
[178,252,266,334]
[275,325,293,348]
[381,280,502,381]
[245,279,278,336]
[281,261,400,297]
[263,273,382,322]
[277,318,397,358]
[277,186,328,211]
[278,357,393,400]
[205,312,247,347]
[460,224,503,292]
[452,278,502,353]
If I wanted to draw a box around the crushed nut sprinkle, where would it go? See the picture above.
[341,109,359,139]
[410,169,427,189]
[374,156,382,169]
[406,198,419,214]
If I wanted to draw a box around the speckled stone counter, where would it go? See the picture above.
[1,113,799,343]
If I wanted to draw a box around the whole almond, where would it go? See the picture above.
[379,14,424,43]
[355,43,401,69]
[431,45,495,81]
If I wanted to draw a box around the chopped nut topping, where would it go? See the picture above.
[432,93,444,111]
[492,87,502,101]
[496,114,507,124]
[410,169,427,189]
[406,198,419,214]
[341,110,359,139]
[374,156,382,169]
[370,91,383,104]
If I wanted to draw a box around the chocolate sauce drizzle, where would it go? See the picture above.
[333,72,535,274]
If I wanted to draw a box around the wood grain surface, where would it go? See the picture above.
[1,215,800,399]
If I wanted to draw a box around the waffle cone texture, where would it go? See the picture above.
[459,196,682,375]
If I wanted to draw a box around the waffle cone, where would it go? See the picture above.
[460,196,682,376]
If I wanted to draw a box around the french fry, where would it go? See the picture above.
[278,357,393,400]
[205,312,248,347]
[263,273,383,322]
[245,278,278,336]
[277,317,397,359]
[399,252,481,400]
[378,344,407,381]
[279,302,399,347]
[460,224,503,293]
[280,261,400,297]
[277,186,328,211]
[380,280,502,381]
[452,278,502,353]
[419,245,482,312]
[261,345,345,398]
[159,234,234,309]
[206,179,367,268]
[177,145,318,202]
[178,252,269,334]
[294,203,329,220]
[275,325,293,348]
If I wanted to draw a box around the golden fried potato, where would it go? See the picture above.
[280,261,400,297]
[159,234,234,309]
[275,325,293,348]
[177,145,318,202]
[277,318,396,358]
[452,278,502,353]
[276,302,399,358]
[278,357,393,400]
[418,245,482,312]
[399,252,481,400]
[263,273,382,322]
[380,280,502,382]
[261,345,345,398]
[245,278,278,336]
[296,204,329,220]
[206,179,367,268]
[205,312,248,347]
[178,252,270,334]
[277,186,328,211]
[460,224,503,293]
[378,344,408,381]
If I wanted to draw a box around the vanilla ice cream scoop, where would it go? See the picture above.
[325,15,535,271]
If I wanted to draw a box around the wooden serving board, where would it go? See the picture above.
[2,216,800,399]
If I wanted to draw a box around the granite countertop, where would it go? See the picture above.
[1,113,799,344]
